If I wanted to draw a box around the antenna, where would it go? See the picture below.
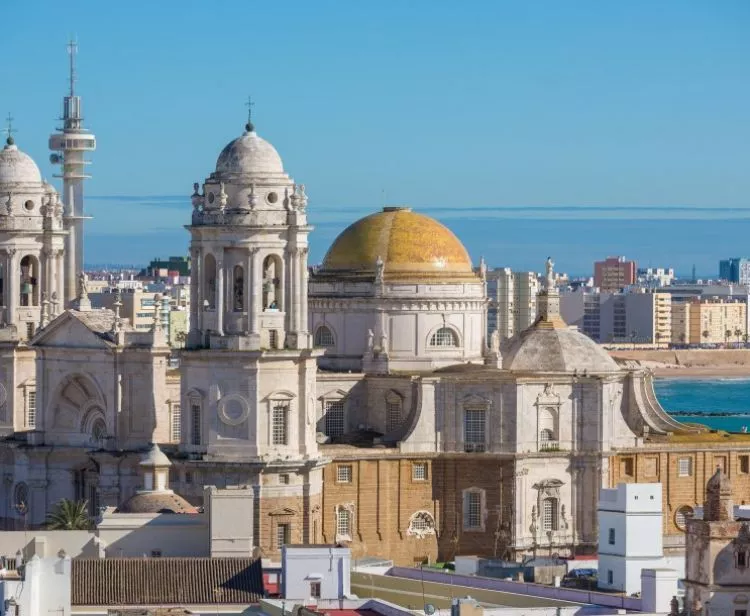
[67,38,78,97]
[245,96,255,125]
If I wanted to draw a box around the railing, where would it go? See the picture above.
[539,440,560,452]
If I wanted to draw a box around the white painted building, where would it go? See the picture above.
[281,545,351,600]
[486,268,539,342]
[598,483,665,594]
[0,552,72,616]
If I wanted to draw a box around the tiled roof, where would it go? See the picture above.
[116,491,198,514]
[72,558,263,606]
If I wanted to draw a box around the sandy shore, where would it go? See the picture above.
[608,349,750,379]
[650,366,750,379]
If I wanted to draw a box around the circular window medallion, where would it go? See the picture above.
[218,393,250,426]
[24,200,33,211]
[267,192,278,204]
[208,192,215,204]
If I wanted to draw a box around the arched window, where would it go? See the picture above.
[429,327,458,348]
[407,511,436,537]
[14,482,28,514]
[204,254,217,309]
[91,418,107,442]
[542,497,559,531]
[20,255,39,307]
[262,255,282,311]
[233,265,244,311]
[314,325,335,347]
[675,505,693,531]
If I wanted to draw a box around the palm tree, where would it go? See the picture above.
[702,330,710,346]
[45,499,91,530]
[736,328,743,348]
[725,329,732,349]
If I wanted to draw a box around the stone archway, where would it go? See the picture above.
[51,374,107,444]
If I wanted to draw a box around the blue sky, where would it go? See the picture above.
[1,1,749,274]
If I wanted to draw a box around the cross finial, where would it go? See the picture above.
[245,96,255,132]
[67,39,78,97]
[5,113,15,145]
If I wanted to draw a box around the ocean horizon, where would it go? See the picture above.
[83,196,750,275]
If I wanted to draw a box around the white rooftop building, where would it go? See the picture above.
[598,482,669,594]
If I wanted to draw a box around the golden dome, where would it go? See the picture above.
[321,207,476,281]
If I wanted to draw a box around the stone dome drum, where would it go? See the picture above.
[215,126,285,177]
[321,207,476,281]
[0,139,43,185]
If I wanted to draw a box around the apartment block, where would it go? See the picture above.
[594,256,637,292]
[674,298,748,345]
[486,268,539,340]
[561,289,671,344]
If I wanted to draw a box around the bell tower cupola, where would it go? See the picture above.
[187,115,311,352]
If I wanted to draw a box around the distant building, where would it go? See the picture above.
[719,257,750,285]
[486,268,539,340]
[142,255,191,279]
[594,256,636,292]
[560,288,671,344]
[598,483,665,594]
[637,267,675,288]
[671,298,747,345]
[281,545,351,601]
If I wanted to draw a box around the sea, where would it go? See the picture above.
[654,378,750,433]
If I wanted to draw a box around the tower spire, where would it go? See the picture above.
[67,39,78,97]
[245,96,255,132]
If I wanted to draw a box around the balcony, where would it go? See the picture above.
[539,440,560,452]
[464,442,486,453]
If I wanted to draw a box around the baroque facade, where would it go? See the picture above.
[2,110,750,567]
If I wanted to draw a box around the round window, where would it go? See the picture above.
[24,200,33,211]
[208,192,215,204]
[267,192,278,204]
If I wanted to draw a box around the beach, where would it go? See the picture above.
[608,349,750,379]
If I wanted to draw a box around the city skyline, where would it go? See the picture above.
[2,1,749,270]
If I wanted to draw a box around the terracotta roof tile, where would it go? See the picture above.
[71,558,263,605]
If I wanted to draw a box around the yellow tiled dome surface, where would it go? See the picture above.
[322,208,475,280]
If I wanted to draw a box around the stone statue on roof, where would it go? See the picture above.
[545,256,555,291]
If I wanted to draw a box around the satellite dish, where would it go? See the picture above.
[424,604,436,615]
[49,154,62,164]
[315,432,329,444]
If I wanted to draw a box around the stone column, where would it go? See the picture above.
[249,248,260,335]
[285,249,295,332]
[216,257,224,336]
[55,249,64,313]
[190,247,200,334]
[299,248,309,334]
[7,249,18,327]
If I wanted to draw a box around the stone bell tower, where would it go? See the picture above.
[180,115,324,553]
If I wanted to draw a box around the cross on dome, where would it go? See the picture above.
[245,95,255,132]
[5,113,15,145]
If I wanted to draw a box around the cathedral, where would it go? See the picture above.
[2,77,750,567]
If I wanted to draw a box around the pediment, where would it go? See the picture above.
[268,507,297,517]
[31,312,113,350]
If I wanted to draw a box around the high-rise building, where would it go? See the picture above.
[719,258,750,285]
[594,256,636,292]
[561,288,671,344]
[486,268,539,340]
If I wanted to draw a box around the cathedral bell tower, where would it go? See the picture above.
[181,116,320,464]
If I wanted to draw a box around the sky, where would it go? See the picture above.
[1,1,749,275]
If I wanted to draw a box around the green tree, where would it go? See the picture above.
[725,329,732,348]
[46,499,91,530]
[736,328,743,347]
